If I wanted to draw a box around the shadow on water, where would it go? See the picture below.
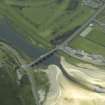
[0,19,60,66]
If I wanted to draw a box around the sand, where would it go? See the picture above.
[44,57,105,105]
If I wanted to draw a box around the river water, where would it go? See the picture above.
[0,20,60,66]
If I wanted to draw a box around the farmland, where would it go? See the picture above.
[86,26,105,46]
[1,0,105,105]
[0,0,94,48]
[69,36,105,57]
[69,16,105,57]
[21,0,94,40]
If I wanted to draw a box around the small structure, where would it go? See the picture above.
[80,23,94,37]
[83,0,103,8]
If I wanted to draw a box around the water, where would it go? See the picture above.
[0,19,60,66]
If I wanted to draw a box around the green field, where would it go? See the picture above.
[0,0,94,48]
[86,26,105,46]
[69,36,105,57]
[68,25,105,65]
[21,0,94,40]
[0,3,51,48]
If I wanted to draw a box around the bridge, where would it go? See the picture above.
[21,3,105,69]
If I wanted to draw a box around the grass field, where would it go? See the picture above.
[21,0,94,40]
[50,6,93,33]
[0,0,94,48]
[69,36,105,57]
[68,12,105,57]
[86,26,105,46]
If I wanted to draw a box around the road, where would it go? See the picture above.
[60,4,105,47]
[26,48,57,67]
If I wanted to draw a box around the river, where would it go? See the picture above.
[0,19,60,66]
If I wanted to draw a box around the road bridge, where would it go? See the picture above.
[22,4,105,69]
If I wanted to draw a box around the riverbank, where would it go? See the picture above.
[0,41,26,64]
[0,41,50,105]
[44,56,105,105]
[56,72,105,105]
[61,57,105,89]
